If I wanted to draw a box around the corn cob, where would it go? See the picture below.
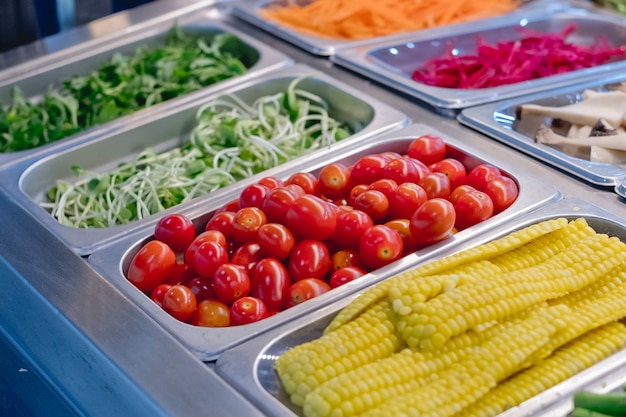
[550,262,626,309]
[302,303,546,417]
[457,322,626,417]
[324,217,569,334]
[359,304,570,417]
[275,299,404,406]
[397,233,626,350]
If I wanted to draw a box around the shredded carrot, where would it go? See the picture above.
[259,0,523,40]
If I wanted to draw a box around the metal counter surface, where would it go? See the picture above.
[0,1,625,417]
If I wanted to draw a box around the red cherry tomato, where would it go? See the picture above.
[162,285,197,322]
[216,199,239,214]
[232,207,267,244]
[420,172,452,200]
[332,209,374,250]
[383,156,429,185]
[288,240,330,282]
[187,276,216,302]
[350,154,389,185]
[385,218,419,253]
[257,223,296,260]
[127,240,176,294]
[466,164,502,191]
[450,184,480,204]
[348,184,369,206]
[205,211,235,241]
[154,213,196,253]
[165,262,195,285]
[388,182,427,220]
[408,134,447,165]
[285,194,337,241]
[257,176,284,190]
[359,225,404,270]
[330,249,366,271]
[453,190,495,231]
[285,172,318,195]
[193,241,229,278]
[191,299,230,327]
[250,258,291,311]
[483,175,519,213]
[262,186,300,225]
[239,184,270,209]
[329,266,367,288]
[230,242,264,274]
[230,297,268,325]
[409,198,456,246]
[286,278,331,308]
[184,230,227,267]
[213,263,251,305]
[150,284,173,308]
[367,178,398,200]
[317,162,352,199]
[352,189,389,223]
[430,158,467,190]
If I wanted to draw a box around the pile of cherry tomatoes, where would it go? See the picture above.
[125,134,519,327]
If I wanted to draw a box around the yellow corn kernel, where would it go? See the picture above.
[360,305,570,417]
[324,218,569,334]
[458,322,626,417]
[275,299,404,406]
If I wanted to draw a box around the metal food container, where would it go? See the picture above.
[332,8,626,117]
[458,71,626,190]
[214,198,626,417]
[0,2,293,168]
[85,123,559,361]
[0,64,408,256]
[232,0,568,56]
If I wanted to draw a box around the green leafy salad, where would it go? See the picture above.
[0,25,253,153]
[42,76,358,229]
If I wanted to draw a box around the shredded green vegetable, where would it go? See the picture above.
[41,76,356,229]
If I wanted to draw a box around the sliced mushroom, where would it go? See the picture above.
[589,119,617,137]
[590,146,626,165]
[535,125,626,151]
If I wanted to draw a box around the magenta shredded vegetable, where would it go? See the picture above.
[411,24,626,89]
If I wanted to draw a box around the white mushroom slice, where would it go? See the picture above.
[590,146,626,165]
[567,124,592,138]
[517,90,626,128]
[535,125,626,151]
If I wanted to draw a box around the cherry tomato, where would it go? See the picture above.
[257,223,296,260]
[408,134,447,165]
[205,211,235,241]
[317,162,352,199]
[285,172,318,195]
[230,242,264,274]
[165,262,195,285]
[216,199,239,214]
[332,209,374,250]
[388,182,427,220]
[187,276,216,302]
[150,284,173,308]
[232,207,267,244]
[286,278,331,308]
[483,175,519,213]
[330,249,366,271]
[184,230,227,267]
[352,189,389,223]
[350,154,389,185]
[329,266,367,288]
[348,184,369,206]
[230,297,268,325]
[154,213,196,253]
[288,240,330,282]
[466,164,501,191]
[262,186,300,225]
[420,172,452,200]
[250,258,291,312]
[383,156,428,185]
[239,184,270,209]
[367,178,398,200]
[385,218,419,253]
[162,285,197,322]
[430,158,467,190]
[191,299,230,327]
[127,240,176,294]
[359,225,404,269]
[257,176,284,190]
[286,194,337,241]
[409,198,456,246]
[213,264,251,305]
[450,184,480,204]
[454,190,494,231]
[193,241,229,278]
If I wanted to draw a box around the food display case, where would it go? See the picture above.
[2,1,626,417]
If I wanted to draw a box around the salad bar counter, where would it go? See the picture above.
[1,1,626,417]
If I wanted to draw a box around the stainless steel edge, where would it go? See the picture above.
[0,63,407,256]
[331,7,626,116]
[0,4,293,168]
[214,197,626,417]
[457,71,626,189]
[85,122,560,361]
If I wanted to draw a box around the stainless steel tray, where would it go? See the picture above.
[232,0,568,56]
[0,64,408,256]
[458,71,626,189]
[214,198,626,417]
[332,7,626,117]
[85,122,560,361]
[0,3,292,168]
